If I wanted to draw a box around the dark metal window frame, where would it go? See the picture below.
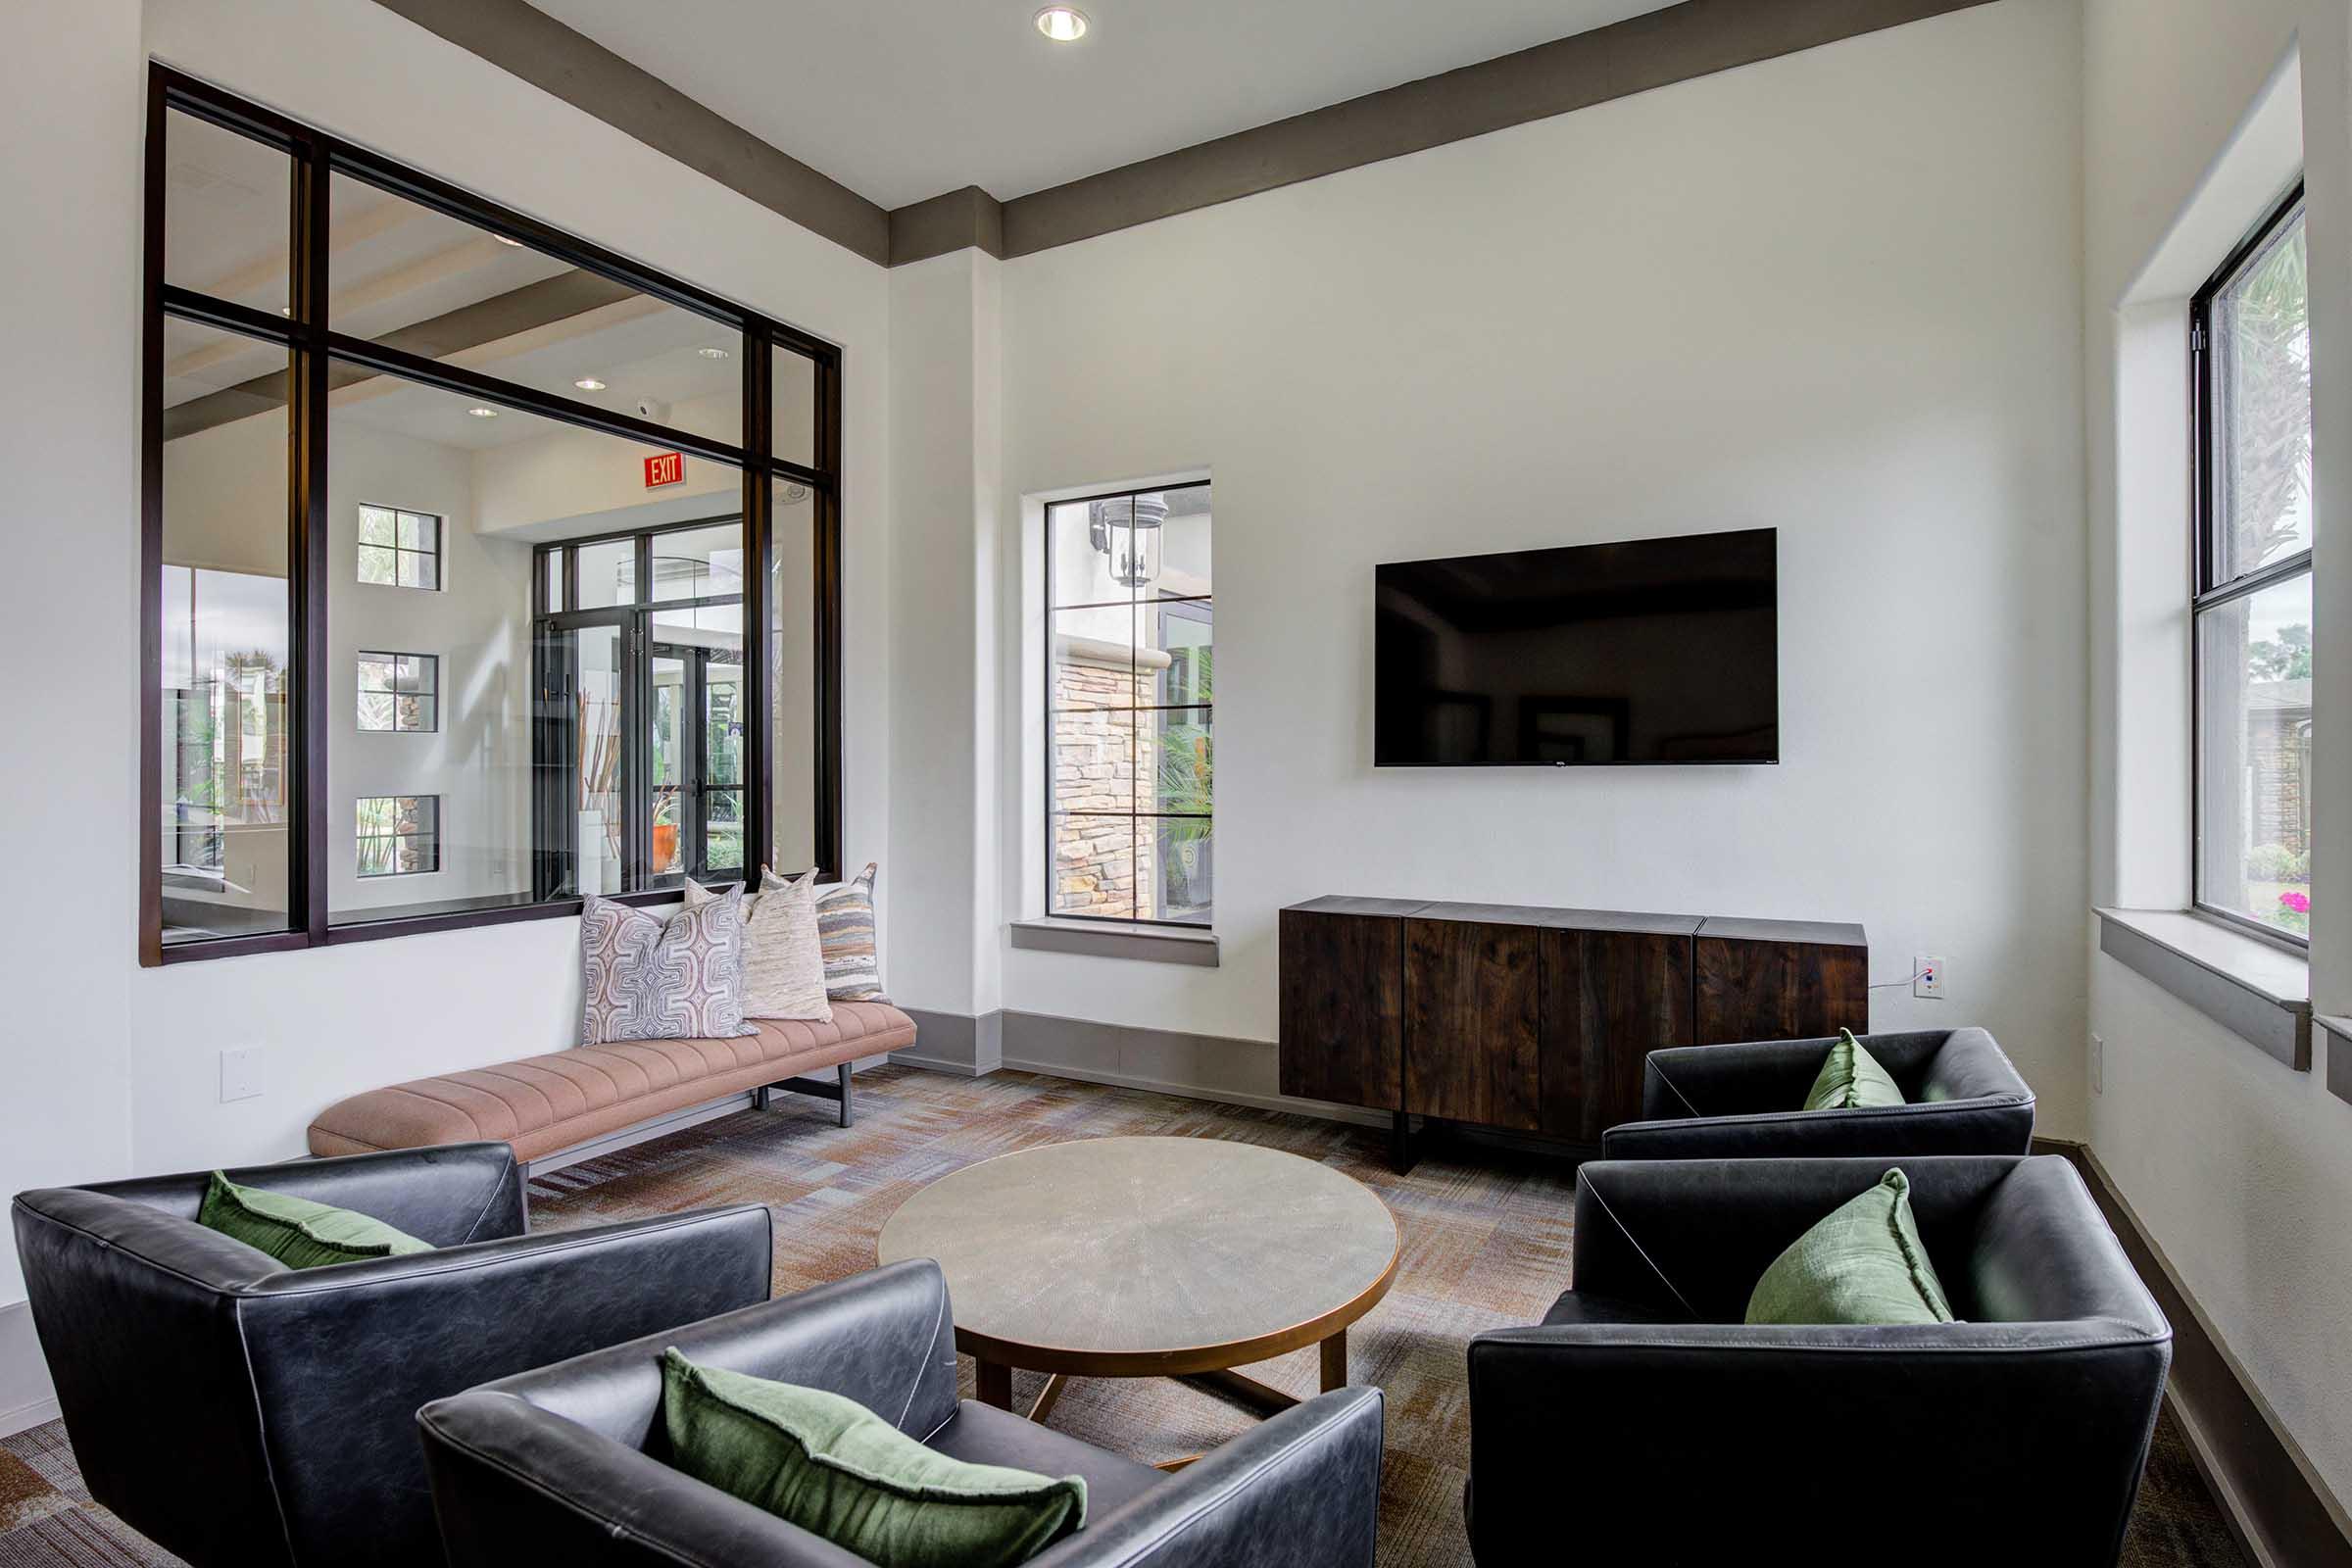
[357,505,443,592]
[355,793,442,877]
[2189,178,2311,953]
[356,649,439,734]
[1043,480,1212,931]
[141,66,845,965]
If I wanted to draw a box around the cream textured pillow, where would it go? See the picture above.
[688,869,832,1022]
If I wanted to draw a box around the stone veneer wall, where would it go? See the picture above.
[1053,636,1170,917]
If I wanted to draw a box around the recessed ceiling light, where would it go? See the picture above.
[1035,5,1088,41]
[573,376,608,391]
[492,234,524,247]
[466,406,499,417]
[698,346,731,361]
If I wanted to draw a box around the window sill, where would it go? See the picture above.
[1010,918,1219,967]
[2320,1015,2352,1107]
[2095,907,2311,1070]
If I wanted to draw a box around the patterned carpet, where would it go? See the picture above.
[2,1063,2249,1566]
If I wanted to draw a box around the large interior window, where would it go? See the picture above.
[143,70,840,962]
[2192,183,2313,946]
[1044,482,1213,927]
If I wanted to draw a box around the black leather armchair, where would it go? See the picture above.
[11,1142,771,1568]
[419,1258,1387,1568]
[1466,1155,2171,1567]
[1599,1026,2034,1159]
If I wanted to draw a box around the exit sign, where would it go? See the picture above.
[644,451,685,488]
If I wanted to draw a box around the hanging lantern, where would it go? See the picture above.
[1088,492,1169,589]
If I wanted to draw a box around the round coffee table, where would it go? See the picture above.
[876,1137,1397,1457]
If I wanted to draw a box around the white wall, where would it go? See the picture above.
[889,249,1005,1017]
[0,0,144,1349]
[2083,0,2352,1511]
[332,426,537,913]
[0,0,896,1343]
[992,0,2092,1135]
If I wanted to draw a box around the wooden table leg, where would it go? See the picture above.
[975,1357,1013,1411]
[1026,1373,1065,1425]
[1320,1327,1348,1392]
[1180,1368,1299,1416]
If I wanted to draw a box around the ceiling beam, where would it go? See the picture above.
[368,0,1998,270]
[890,187,1006,267]
[996,0,1999,257]
[367,0,892,266]
[166,269,638,439]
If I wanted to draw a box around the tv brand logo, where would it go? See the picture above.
[644,452,685,488]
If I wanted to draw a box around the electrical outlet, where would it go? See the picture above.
[2090,1032,2104,1095]
[220,1045,265,1103]
[1912,955,1945,1000]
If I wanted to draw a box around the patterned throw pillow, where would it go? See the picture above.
[686,869,833,1022]
[580,888,756,1046]
[816,862,886,1002]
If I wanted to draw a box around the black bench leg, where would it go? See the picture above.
[838,1061,855,1128]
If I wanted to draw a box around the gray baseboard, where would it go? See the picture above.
[896,1005,1385,1128]
[895,1007,1003,1076]
[0,1300,59,1438]
[2055,1144,2352,1567]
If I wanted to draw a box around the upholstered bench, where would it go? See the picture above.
[308,1003,917,1173]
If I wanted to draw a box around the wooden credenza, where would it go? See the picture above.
[1278,898,1866,1163]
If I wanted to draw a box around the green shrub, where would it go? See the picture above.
[2246,844,2311,884]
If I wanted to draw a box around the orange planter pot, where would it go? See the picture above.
[652,822,679,870]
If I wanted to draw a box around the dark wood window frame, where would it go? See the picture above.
[1043,480,1212,931]
[2189,178,2311,953]
[141,67,845,965]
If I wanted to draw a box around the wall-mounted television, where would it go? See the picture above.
[1375,527,1779,766]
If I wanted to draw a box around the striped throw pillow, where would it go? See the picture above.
[816,862,886,1002]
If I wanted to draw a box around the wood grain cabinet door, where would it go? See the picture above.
[1278,910,1403,1110]
[1402,918,1542,1131]
[1540,929,1693,1140]
[1693,935,1867,1045]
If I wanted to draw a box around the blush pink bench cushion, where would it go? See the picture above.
[307,1003,917,1163]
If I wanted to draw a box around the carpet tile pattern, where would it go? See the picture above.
[1,1064,2252,1566]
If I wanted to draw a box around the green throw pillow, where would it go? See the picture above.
[196,1170,434,1270]
[662,1349,1085,1568]
[1801,1029,1906,1111]
[1746,1168,1956,1326]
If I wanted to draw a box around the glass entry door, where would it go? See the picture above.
[533,612,631,900]
[651,641,744,883]
[534,516,749,898]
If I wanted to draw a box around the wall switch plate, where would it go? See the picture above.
[1913,956,1945,1000]
[2090,1032,2104,1095]
[220,1045,265,1103]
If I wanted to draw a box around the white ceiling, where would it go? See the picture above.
[524,0,1680,209]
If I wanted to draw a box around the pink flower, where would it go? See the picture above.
[2279,892,2311,913]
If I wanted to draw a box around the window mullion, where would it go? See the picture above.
[293,130,332,946]
[744,329,772,884]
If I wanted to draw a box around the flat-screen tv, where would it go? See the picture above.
[1375,527,1778,766]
